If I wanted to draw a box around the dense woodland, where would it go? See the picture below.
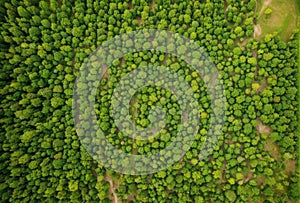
[0,0,299,202]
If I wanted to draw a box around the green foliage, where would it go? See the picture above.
[225,190,237,202]
[264,8,273,17]
[51,97,64,108]
[0,0,298,202]
[17,6,30,18]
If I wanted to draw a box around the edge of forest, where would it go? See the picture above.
[298,16,300,174]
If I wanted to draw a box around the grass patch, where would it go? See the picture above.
[256,0,263,12]
[256,0,298,41]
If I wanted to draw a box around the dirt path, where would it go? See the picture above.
[258,0,272,18]
[257,77,268,93]
[254,0,258,15]
[223,0,228,20]
[120,57,125,70]
[253,24,262,38]
[137,17,142,26]
[161,53,168,66]
[129,0,134,9]
[238,38,248,48]
[105,174,120,203]
[151,0,155,12]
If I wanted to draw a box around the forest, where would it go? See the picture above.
[0,0,299,202]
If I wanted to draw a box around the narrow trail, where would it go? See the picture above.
[137,17,142,26]
[151,0,155,12]
[253,24,262,38]
[105,174,119,203]
[238,39,248,48]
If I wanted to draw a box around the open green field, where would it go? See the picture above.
[256,0,298,41]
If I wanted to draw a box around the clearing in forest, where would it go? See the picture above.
[255,0,298,41]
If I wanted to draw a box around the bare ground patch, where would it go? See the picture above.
[120,57,125,70]
[137,17,142,26]
[264,138,281,161]
[283,159,296,175]
[129,1,134,9]
[256,175,266,188]
[256,118,272,135]
[105,173,120,203]
[256,119,281,161]
[257,77,268,93]
[237,38,249,48]
[253,24,262,39]
[151,0,155,12]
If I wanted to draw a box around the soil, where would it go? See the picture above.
[137,17,142,26]
[151,0,155,12]
[254,24,262,38]
[105,174,120,203]
[256,77,268,93]
[256,119,272,135]
[283,159,296,175]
